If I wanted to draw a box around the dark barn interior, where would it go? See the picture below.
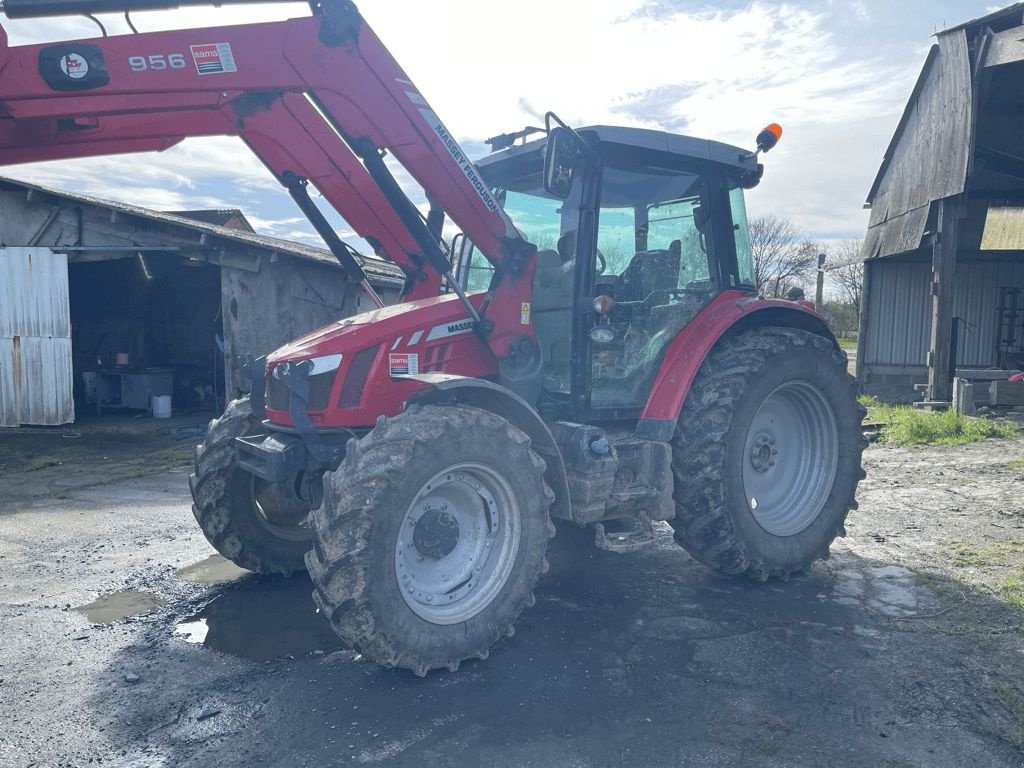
[68,253,224,414]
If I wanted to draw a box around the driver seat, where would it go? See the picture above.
[617,239,681,301]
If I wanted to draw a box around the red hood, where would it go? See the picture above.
[266,291,485,367]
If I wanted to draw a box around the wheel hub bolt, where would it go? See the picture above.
[750,434,776,473]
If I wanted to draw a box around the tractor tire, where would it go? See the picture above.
[306,404,554,676]
[189,396,311,576]
[669,327,866,581]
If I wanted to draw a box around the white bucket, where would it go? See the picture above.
[152,395,172,419]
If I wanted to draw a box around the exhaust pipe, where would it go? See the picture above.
[1,0,306,19]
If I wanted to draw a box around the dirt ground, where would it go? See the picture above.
[1,428,1024,767]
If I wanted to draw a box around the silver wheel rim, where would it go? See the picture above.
[395,462,521,625]
[741,380,839,537]
[251,477,310,542]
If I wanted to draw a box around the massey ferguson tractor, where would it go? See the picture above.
[0,0,865,675]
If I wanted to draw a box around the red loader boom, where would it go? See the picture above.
[0,0,535,356]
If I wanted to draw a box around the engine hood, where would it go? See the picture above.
[266,291,485,367]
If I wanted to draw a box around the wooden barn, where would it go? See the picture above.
[0,177,401,426]
[859,4,1024,403]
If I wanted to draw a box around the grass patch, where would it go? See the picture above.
[993,682,1024,750]
[25,456,61,471]
[944,541,1024,618]
[836,337,858,350]
[1009,456,1024,471]
[950,541,1024,568]
[857,394,896,427]
[857,395,1019,445]
[877,406,1017,446]
[999,577,1024,611]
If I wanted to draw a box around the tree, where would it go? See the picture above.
[748,215,818,298]
[820,300,859,338]
[826,238,865,319]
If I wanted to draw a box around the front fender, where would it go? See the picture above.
[403,373,571,521]
[638,291,835,437]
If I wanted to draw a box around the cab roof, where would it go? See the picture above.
[475,125,758,174]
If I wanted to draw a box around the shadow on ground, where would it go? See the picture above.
[84,527,1024,767]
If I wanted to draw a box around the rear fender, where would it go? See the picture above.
[404,373,571,521]
[638,291,836,439]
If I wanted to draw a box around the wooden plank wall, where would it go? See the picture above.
[865,31,973,259]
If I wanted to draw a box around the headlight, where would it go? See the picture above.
[307,353,344,375]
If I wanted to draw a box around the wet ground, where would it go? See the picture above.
[1,436,1024,767]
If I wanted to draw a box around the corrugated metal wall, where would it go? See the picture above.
[954,261,1024,365]
[863,258,1024,369]
[0,248,74,426]
[863,261,932,366]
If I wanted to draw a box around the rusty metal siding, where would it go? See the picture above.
[0,247,74,426]
[862,260,932,367]
[0,247,70,339]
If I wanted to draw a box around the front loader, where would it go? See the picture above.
[0,0,866,675]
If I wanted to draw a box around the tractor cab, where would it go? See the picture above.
[463,126,763,418]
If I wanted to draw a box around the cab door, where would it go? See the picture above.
[583,169,722,413]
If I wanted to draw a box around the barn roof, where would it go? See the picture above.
[0,177,405,287]
[860,4,1024,261]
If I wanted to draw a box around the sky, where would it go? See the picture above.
[0,0,1009,254]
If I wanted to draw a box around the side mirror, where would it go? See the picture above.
[543,127,581,199]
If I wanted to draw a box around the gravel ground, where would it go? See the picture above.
[1,434,1023,767]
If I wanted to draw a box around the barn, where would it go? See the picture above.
[0,177,401,426]
[859,4,1024,403]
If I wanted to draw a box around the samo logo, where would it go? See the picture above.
[59,53,89,79]
[190,43,237,75]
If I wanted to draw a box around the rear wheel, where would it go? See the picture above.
[189,397,311,575]
[670,327,866,580]
[306,405,554,675]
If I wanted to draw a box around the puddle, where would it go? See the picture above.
[174,574,343,661]
[176,554,251,584]
[75,589,166,624]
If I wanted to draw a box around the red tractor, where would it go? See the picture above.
[0,0,865,675]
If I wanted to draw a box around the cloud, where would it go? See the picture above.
[0,0,1001,246]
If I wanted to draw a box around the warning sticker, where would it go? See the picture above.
[190,43,237,75]
[389,352,419,377]
[520,302,531,325]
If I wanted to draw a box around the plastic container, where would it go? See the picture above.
[152,394,172,419]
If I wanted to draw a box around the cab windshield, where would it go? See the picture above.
[464,148,752,411]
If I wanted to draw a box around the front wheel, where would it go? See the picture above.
[189,396,312,575]
[306,405,554,675]
[670,327,867,580]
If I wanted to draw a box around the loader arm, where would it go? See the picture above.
[0,0,538,356]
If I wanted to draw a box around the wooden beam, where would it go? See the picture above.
[927,197,960,401]
[983,26,1024,68]
[25,206,61,247]
[856,259,872,382]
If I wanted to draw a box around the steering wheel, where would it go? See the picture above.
[595,248,606,276]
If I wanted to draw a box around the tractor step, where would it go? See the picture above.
[593,514,658,553]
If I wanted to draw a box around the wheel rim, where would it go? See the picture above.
[250,476,310,542]
[741,380,839,537]
[395,462,521,625]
